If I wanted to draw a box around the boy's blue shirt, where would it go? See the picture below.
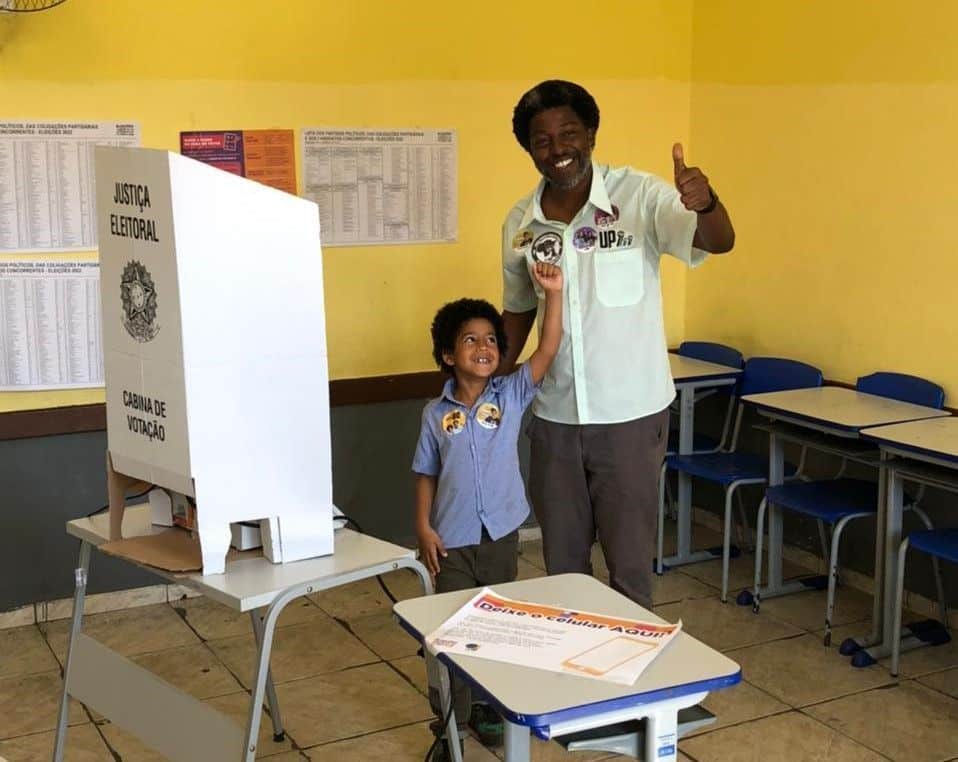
[412,363,539,549]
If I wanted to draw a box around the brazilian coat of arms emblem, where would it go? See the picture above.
[120,260,160,342]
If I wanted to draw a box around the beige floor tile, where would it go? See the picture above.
[42,603,199,662]
[304,720,498,761]
[654,596,802,652]
[879,635,958,678]
[206,691,295,757]
[274,662,432,747]
[208,614,378,688]
[389,655,428,696]
[0,625,58,679]
[348,611,420,660]
[174,594,324,640]
[759,586,874,633]
[652,571,716,606]
[309,577,395,621]
[684,679,790,737]
[680,711,888,761]
[807,680,958,761]
[729,634,893,707]
[680,554,812,598]
[378,567,434,601]
[0,723,112,761]
[0,670,86,739]
[261,752,307,761]
[917,666,958,699]
[131,642,242,699]
[808,620,875,653]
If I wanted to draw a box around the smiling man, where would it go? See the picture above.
[500,79,735,610]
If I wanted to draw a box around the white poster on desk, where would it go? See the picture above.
[426,588,682,685]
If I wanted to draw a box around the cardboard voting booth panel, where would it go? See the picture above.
[95,146,333,574]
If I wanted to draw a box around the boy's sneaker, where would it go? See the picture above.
[468,702,504,747]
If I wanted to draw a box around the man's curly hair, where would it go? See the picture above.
[512,80,600,152]
[431,298,508,375]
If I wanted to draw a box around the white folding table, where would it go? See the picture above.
[861,416,958,664]
[54,505,434,761]
[394,573,741,762]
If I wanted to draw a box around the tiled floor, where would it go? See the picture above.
[3,525,958,761]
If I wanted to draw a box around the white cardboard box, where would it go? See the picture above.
[95,146,333,574]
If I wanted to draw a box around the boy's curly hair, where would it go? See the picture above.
[431,299,508,375]
[512,79,600,152]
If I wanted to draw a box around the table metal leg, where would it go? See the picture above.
[857,465,907,664]
[243,586,304,761]
[645,708,679,762]
[663,387,722,568]
[249,609,285,741]
[864,453,890,647]
[53,541,92,762]
[503,718,532,762]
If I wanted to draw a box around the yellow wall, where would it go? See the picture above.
[0,0,693,413]
[686,2,958,399]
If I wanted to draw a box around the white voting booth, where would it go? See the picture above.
[95,146,333,574]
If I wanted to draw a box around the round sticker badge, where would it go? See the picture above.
[531,232,563,264]
[441,410,465,436]
[512,229,533,252]
[476,402,501,430]
[573,226,597,253]
[594,204,620,229]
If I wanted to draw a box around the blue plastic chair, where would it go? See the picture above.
[891,528,955,676]
[666,341,745,456]
[661,342,746,522]
[750,372,945,646]
[658,357,824,602]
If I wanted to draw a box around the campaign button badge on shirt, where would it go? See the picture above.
[476,402,501,429]
[512,229,533,252]
[573,226,597,253]
[594,204,620,228]
[442,410,465,436]
[531,232,563,264]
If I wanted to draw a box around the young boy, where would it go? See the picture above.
[412,262,562,756]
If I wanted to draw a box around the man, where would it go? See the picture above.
[500,80,734,609]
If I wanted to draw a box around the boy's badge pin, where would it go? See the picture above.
[531,232,563,264]
[573,226,597,253]
[441,410,465,436]
[476,402,501,430]
[512,229,533,252]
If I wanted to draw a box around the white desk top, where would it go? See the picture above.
[669,353,742,384]
[864,416,958,464]
[67,506,418,612]
[743,387,949,433]
[394,574,740,729]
